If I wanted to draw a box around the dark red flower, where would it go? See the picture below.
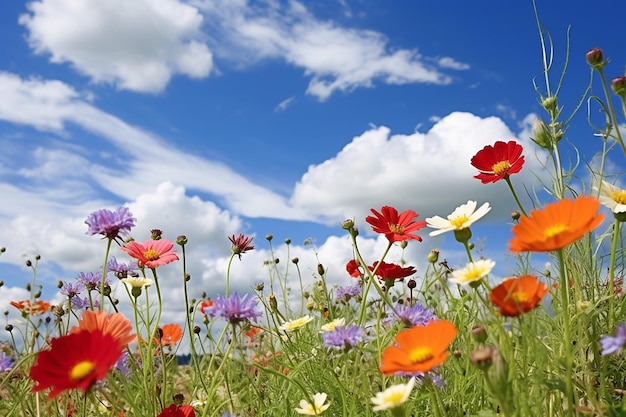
[346,259,362,278]
[29,330,123,399]
[229,233,255,259]
[370,261,416,280]
[470,140,525,184]
[157,404,196,417]
[366,206,426,243]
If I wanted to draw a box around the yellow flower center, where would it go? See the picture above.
[450,215,469,228]
[611,190,626,205]
[544,223,568,238]
[408,346,433,364]
[70,360,96,381]
[388,223,404,234]
[511,292,529,304]
[492,160,511,175]
[143,249,160,261]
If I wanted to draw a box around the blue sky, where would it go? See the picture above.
[1,0,625,330]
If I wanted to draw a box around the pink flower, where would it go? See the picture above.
[120,239,179,269]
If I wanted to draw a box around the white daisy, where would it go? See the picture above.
[426,200,491,236]
[295,392,330,415]
[371,377,416,411]
[279,315,314,332]
[449,259,496,285]
[594,179,626,213]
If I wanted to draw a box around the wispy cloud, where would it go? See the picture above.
[274,96,296,112]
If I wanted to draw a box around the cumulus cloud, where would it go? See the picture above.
[195,0,454,100]
[290,111,545,224]
[437,57,470,70]
[19,0,214,93]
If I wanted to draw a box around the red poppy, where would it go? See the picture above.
[10,300,51,316]
[370,261,416,280]
[157,404,196,417]
[120,238,179,268]
[490,275,548,317]
[30,329,123,399]
[229,233,255,259]
[470,140,525,184]
[159,324,183,346]
[380,319,457,376]
[366,206,427,243]
[346,259,362,278]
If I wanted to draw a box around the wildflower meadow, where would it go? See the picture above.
[2,13,626,417]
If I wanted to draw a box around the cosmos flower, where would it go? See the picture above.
[295,392,330,415]
[594,180,626,214]
[470,140,525,184]
[29,330,123,399]
[159,324,183,346]
[366,206,427,243]
[279,315,314,332]
[490,275,548,317]
[10,300,52,316]
[203,293,262,325]
[321,324,365,351]
[345,259,362,278]
[229,233,255,259]
[509,196,604,252]
[449,259,496,286]
[370,261,416,280]
[156,404,196,417]
[371,377,416,411]
[121,276,153,288]
[85,206,136,240]
[426,200,491,237]
[71,310,136,349]
[380,320,457,376]
[120,238,179,269]
[600,323,626,355]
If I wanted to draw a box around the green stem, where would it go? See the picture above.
[99,238,113,310]
[607,220,621,329]
[225,252,235,297]
[557,249,575,416]
[505,176,528,217]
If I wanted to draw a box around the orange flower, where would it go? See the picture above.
[380,320,457,376]
[10,300,51,316]
[509,196,604,252]
[490,275,548,317]
[159,324,183,346]
[71,310,136,349]
[245,326,261,340]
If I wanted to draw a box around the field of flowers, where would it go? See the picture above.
[2,19,626,417]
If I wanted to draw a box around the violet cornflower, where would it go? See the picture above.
[0,351,14,372]
[203,293,262,325]
[600,322,626,355]
[85,206,136,240]
[386,302,437,327]
[60,281,85,298]
[336,285,361,302]
[72,296,99,310]
[107,256,138,279]
[321,324,365,351]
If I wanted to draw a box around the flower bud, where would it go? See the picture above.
[531,119,553,150]
[150,229,163,240]
[471,325,488,344]
[265,234,273,242]
[541,96,557,112]
[5,324,13,332]
[291,257,299,264]
[193,325,201,334]
[586,47,605,69]
[0,247,5,253]
[284,238,291,245]
[427,249,440,263]
[269,294,278,312]
[470,346,493,371]
[611,76,626,98]
[317,263,325,276]
[407,279,417,289]
[255,282,265,291]
[25,260,32,267]
[510,210,521,221]
[172,393,184,406]
[400,241,408,249]
[341,219,354,230]
[176,235,188,245]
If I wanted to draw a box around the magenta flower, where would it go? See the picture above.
[119,239,179,269]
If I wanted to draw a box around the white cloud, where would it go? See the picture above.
[19,0,214,93]
[275,96,296,112]
[290,111,545,224]
[437,57,470,70]
[195,0,454,100]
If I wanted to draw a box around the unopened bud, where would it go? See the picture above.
[586,47,605,69]
[57,281,63,289]
[531,119,553,150]
[6,324,14,332]
[173,393,184,406]
[193,325,201,334]
[317,264,325,276]
[25,260,32,267]
[291,257,299,264]
[541,96,557,112]
[471,325,488,344]
[150,229,163,240]
[470,346,494,370]
[269,294,278,312]
[427,249,440,264]
[407,279,417,289]
[255,282,265,291]
[265,234,273,242]
[400,241,408,249]
[176,235,188,245]
[611,76,626,98]
[341,219,354,230]
[511,210,521,221]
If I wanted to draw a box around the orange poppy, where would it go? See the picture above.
[380,319,457,376]
[509,196,604,252]
[10,300,51,316]
[71,310,136,349]
[490,275,548,317]
[159,324,183,346]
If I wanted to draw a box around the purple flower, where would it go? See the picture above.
[115,351,133,377]
[203,293,262,325]
[108,256,138,279]
[321,324,365,351]
[394,369,445,389]
[85,206,136,240]
[76,271,110,292]
[600,322,626,355]
[336,284,361,302]
[386,302,437,327]
[0,351,14,372]
[60,281,85,298]
[72,296,99,310]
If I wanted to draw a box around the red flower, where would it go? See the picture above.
[346,259,362,278]
[366,206,427,243]
[157,404,196,417]
[370,261,416,280]
[470,140,525,184]
[490,275,548,317]
[120,238,179,268]
[30,330,123,399]
[229,233,255,259]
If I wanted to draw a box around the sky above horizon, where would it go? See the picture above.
[1,0,625,345]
